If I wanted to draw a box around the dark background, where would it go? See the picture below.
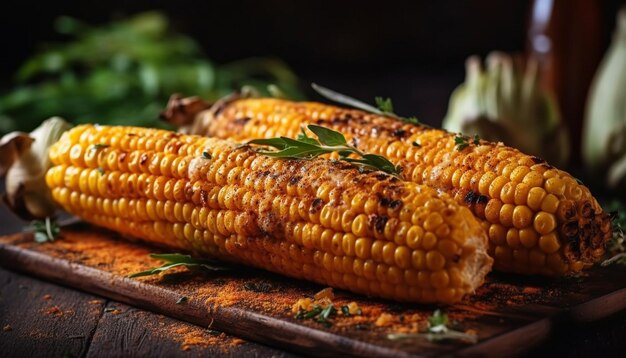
[1,0,623,125]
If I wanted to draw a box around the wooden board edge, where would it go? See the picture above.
[0,241,416,358]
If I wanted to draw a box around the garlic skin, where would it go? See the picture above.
[0,118,71,219]
[443,52,569,167]
[584,9,626,190]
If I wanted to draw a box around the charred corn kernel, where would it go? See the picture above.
[47,125,492,303]
[197,98,611,275]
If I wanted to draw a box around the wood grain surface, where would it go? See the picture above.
[0,268,295,358]
[1,224,625,357]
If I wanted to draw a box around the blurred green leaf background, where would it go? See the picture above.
[0,11,304,134]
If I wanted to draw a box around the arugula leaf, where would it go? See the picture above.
[248,124,402,177]
[129,253,229,278]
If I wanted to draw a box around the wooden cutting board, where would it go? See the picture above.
[1,224,625,357]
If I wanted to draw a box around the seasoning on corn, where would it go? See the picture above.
[168,96,612,276]
[45,124,492,303]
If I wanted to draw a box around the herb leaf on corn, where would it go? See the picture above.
[249,125,402,177]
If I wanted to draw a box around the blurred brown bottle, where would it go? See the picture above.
[527,0,621,165]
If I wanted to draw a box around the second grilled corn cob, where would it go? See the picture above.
[45,124,492,303]
[174,97,611,276]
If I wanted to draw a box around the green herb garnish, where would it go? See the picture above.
[375,97,394,114]
[128,253,229,278]
[454,135,470,151]
[176,296,188,304]
[248,124,402,177]
[387,310,478,344]
[0,12,303,135]
[473,134,481,145]
[27,217,60,243]
[341,305,351,316]
[311,83,421,125]
[295,304,337,327]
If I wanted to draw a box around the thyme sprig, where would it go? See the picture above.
[248,124,402,177]
[26,217,61,243]
[128,253,229,278]
[387,310,478,344]
[311,83,420,125]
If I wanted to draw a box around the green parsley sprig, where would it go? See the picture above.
[454,134,481,151]
[387,310,478,344]
[128,253,229,278]
[311,83,420,125]
[26,217,61,243]
[248,124,402,177]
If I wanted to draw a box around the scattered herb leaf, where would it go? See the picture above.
[295,304,338,327]
[454,135,469,151]
[202,151,212,159]
[176,296,188,304]
[341,305,351,316]
[128,253,229,278]
[387,310,478,344]
[405,116,420,125]
[473,134,481,145]
[248,124,402,177]
[27,217,60,243]
[375,97,394,114]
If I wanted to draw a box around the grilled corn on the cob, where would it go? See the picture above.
[180,97,611,276]
[45,124,492,303]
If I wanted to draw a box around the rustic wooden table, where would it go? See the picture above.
[1,205,625,357]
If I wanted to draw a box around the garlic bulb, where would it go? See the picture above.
[584,8,626,190]
[443,52,569,167]
[0,118,71,219]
